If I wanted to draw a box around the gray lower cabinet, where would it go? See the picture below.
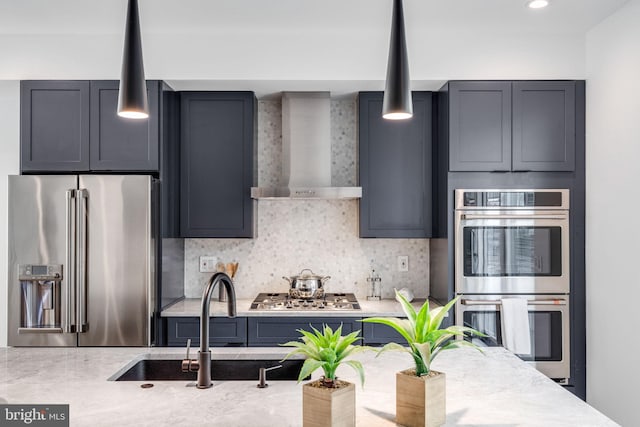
[164,316,403,347]
[165,317,248,347]
[248,317,360,347]
[361,322,406,346]
[446,80,578,172]
[358,91,433,238]
[21,80,164,173]
[180,92,256,238]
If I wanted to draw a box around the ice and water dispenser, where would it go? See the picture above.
[18,264,63,333]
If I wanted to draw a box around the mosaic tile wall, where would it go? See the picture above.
[184,99,429,299]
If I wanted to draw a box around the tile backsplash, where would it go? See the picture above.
[184,98,429,300]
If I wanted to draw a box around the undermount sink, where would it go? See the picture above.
[112,358,306,382]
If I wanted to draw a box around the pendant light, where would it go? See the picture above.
[117,0,149,119]
[382,0,412,120]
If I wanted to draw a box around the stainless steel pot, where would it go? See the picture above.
[282,269,331,299]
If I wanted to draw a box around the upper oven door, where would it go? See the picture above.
[455,210,570,294]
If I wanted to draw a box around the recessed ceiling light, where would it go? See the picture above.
[527,0,550,9]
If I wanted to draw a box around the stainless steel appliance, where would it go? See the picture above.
[250,293,360,311]
[456,294,570,381]
[455,189,570,295]
[8,175,156,347]
[454,189,571,382]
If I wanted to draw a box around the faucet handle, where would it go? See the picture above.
[257,364,283,389]
[182,339,197,372]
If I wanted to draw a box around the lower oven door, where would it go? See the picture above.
[456,295,570,382]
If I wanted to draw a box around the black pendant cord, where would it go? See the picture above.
[382,0,413,120]
[118,0,149,119]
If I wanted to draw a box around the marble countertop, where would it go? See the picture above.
[161,298,439,317]
[0,346,616,427]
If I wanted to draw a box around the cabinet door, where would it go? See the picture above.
[359,92,432,238]
[21,81,90,172]
[90,81,159,171]
[362,322,406,345]
[512,81,576,172]
[180,92,255,238]
[449,82,512,172]
[166,317,247,347]
[248,317,359,347]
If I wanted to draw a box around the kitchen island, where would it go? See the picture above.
[0,346,615,427]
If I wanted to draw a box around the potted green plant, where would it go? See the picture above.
[361,291,484,427]
[281,324,370,427]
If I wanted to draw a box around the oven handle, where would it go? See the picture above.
[470,229,478,274]
[461,298,567,306]
[460,214,567,220]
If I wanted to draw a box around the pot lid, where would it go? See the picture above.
[289,269,325,280]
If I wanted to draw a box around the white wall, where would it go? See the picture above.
[585,1,640,425]
[0,81,20,348]
[0,31,585,83]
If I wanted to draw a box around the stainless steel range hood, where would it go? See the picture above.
[251,92,362,200]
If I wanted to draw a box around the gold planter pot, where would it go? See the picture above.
[302,379,356,427]
[396,369,446,427]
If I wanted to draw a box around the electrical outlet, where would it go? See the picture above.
[199,256,217,273]
[397,255,409,272]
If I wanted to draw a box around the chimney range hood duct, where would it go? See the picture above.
[251,92,362,199]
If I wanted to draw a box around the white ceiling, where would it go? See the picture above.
[0,0,630,95]
[0,0,628,35]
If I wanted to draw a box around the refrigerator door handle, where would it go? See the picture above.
[64,189,77,333]
[76,188,89,333]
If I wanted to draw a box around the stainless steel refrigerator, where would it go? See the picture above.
[7,175,157,346]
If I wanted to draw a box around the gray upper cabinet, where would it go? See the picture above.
[448,81,512,172]
[90,81,159,171]
[447,80,577,172]
[180,92,256,238]
[21,81,90,172]
[359,92,433,238]
[21,80,162,173]
[512,81,576,172]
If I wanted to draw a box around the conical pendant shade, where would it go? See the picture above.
[382,0,412,120]
[118,0,149,119]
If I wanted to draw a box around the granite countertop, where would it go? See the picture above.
[161,298,440,318]
[0,346,616,427]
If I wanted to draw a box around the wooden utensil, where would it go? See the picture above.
[225,263,234,277]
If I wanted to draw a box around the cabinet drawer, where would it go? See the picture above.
[248,317,360,347]
[362,322,406,345]
[166,317,247,347]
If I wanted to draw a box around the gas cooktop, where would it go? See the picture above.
[250,293,360,311]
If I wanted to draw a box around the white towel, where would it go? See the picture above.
[501,298,531,355]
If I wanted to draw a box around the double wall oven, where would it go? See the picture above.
[454,189,570,383]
